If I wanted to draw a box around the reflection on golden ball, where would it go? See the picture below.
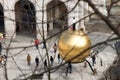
[58,30,91,63]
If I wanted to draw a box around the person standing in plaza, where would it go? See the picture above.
[66,62,72,76]
[91,54,96,66]
[35,56,39,67]
[100,58,103,66]
[50,56,54,66]
[34,38,40,49]
[72,17,76,31]
[53,43,57,53]
[58,53,61,63]
[67,62,72,73]
[44,59,47,69]
[26,54,31,66]
[0,56,5,66]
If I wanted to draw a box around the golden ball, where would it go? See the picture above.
[58,30,91,63]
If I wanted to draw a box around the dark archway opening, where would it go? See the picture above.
[15,0,36,39]
[47,0,68,36]
[0,4,4,33]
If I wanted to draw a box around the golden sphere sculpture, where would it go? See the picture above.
[58,29,91,63]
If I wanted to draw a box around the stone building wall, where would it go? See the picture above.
[0,0,108,39]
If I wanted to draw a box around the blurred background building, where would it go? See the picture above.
[0,0,119,39]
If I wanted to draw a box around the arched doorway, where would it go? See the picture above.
[47,0,68,35]
[15,0,36,38]
[0,4,4,33]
